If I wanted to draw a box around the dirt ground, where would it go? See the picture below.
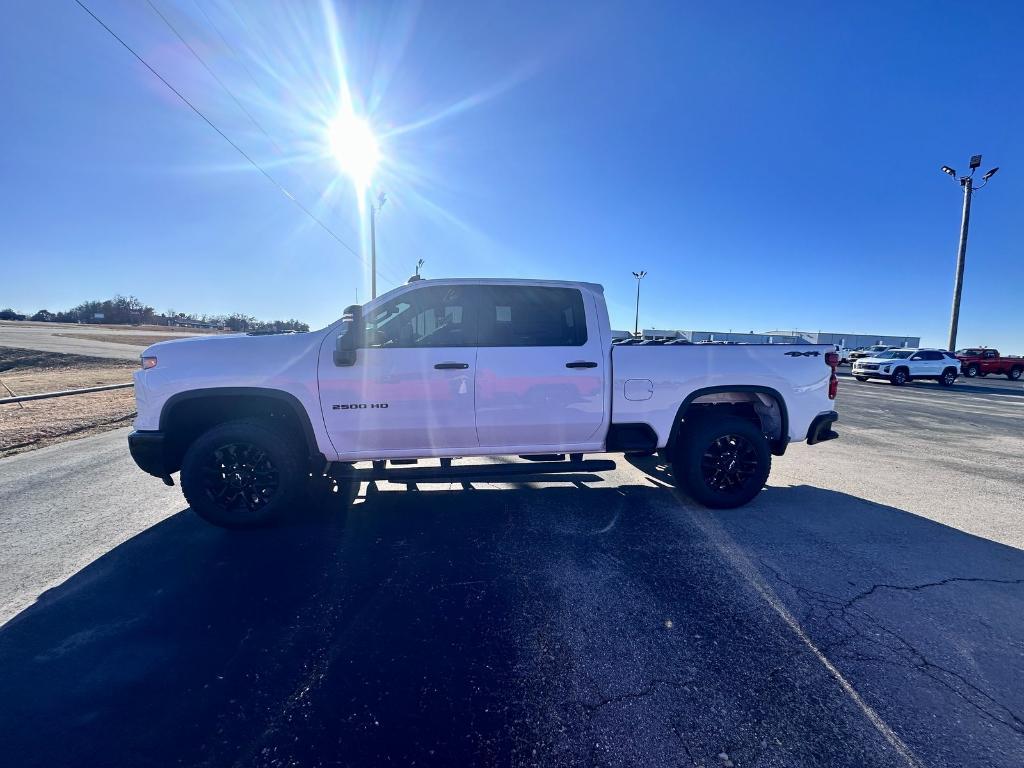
[0,348,138,457]
[53,332,195,347]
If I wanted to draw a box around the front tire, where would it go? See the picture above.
[854,375,869,382]
[965,363,979,378]
[890,368,908,386]
[670,415,771,509]
[181,419,305,529]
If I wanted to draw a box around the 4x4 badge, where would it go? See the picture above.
[784,350,821,357]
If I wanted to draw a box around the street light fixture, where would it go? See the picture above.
[632,270,647,338]
[939,154,999,352]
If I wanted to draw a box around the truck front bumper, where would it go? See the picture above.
[806,411,839,445]
[128,430,173,484]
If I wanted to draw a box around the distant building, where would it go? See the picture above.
[610,328,921,347]
[765,331,920,348]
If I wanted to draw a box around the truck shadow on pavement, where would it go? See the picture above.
[2,472,1024,768]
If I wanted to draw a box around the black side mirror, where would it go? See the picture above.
[334,304,363,366]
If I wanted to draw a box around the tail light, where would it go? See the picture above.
[825,351,838,399]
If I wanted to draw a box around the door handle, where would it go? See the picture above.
[565,361,598,369]
[434,362,469,370]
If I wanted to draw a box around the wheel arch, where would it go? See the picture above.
[665,385,790,457]
[159,387,324,474]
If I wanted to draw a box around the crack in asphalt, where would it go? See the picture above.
[848,577,1024,607]
[761,562,1024,738]
[575,677,697,716]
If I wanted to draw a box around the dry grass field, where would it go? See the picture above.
[0,348,137,457]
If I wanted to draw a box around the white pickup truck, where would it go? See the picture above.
[129,278,839,528]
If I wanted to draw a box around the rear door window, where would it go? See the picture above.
[477,286,588,347]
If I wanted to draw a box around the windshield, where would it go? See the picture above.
[876,350,913,359]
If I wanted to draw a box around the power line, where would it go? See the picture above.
[153,0,403,288]
[145,0,284,155]
[73,0,364,263]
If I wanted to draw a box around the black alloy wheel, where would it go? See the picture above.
[181,419,304,528]
[201,442,279,513]
[700,434,760,492]
[671,414,771,509]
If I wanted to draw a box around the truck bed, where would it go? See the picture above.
[610,344,836,446]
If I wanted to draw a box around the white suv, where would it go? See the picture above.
[852,348,959,386]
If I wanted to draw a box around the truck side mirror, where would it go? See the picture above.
[334,304,363,366]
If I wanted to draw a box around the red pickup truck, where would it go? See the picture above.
[955,348,1023,380]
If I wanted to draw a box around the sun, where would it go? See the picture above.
[328,112,380,190]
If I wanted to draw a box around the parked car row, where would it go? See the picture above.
[847,344,893,363]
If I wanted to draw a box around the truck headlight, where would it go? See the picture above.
[141,356,158,370]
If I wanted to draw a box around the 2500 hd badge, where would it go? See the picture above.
[332,403,389,410]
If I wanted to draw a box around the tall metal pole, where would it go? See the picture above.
[369,201,378,300]
[632,270,645,337]
[947,177,973,352]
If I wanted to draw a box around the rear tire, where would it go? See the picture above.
[1009,367,1022,381]
[939,368,957,387]
[890,368,908,386]
[965,363,979,377]
[181,419,305,529]
[670,415,771,509]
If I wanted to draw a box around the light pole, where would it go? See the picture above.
[940,155,998,352]
[632,270,646,338]
[369,191,387,299]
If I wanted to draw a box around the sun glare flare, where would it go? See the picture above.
[328,112,380,190]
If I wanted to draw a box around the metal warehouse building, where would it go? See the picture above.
[768,331,921,348]
[612,329,921,347]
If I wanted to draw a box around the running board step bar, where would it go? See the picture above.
[332,458,616,483]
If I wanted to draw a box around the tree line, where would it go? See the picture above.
[0,295,309,333]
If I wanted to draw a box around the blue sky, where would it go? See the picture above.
[2,1,1022,350]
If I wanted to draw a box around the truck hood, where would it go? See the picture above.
[141,329,330,366]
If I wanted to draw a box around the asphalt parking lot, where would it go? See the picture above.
[1,373,1022,767]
